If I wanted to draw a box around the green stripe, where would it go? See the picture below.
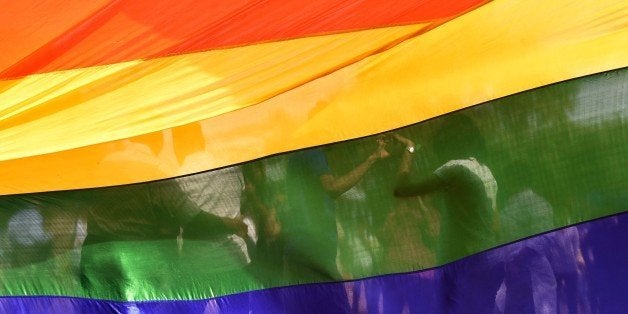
[0,68,626,301]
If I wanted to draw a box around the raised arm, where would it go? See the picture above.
[320,140,389,198]
[393,133,415,176]
[242,165,281,239]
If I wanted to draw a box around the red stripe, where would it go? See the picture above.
[0,0,485,79]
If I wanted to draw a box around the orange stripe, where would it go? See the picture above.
[0,0,486,79]
[0,24,429,162]
[0,0,625,195]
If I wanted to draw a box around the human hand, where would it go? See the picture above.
[392,133,415,148]
[372,135,391,160]
[373,146,390,160]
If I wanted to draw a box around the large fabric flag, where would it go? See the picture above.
[0,0,626,312]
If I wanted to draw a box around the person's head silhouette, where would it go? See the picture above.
[432,114,485,162]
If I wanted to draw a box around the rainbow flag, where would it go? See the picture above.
[0,0,626,312]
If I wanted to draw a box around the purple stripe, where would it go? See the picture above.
[2,212,626,313]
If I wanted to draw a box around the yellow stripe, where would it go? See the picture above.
[0,23,429,162]
[1,0,626,194]
[291,0,628,144]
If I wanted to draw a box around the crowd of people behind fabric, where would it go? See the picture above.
[0,113,624,313]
